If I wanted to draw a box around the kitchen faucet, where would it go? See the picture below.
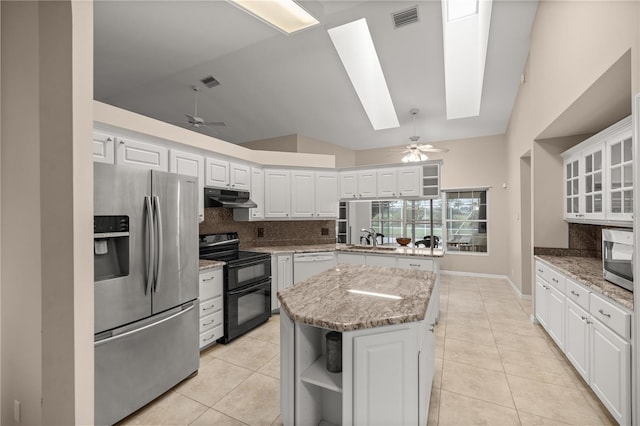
[361,228,378,247]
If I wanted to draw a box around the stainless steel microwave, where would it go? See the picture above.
[602,229,633,292]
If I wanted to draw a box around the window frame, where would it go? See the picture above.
[442,188,489,256]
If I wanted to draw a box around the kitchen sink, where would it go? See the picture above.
[345,245,398,251]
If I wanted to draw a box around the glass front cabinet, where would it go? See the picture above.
[560,116,632,225]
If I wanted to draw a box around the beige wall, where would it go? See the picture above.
[356,135,510,277]
[240,134,298,152]
[505,0,640,294]
[1,2,94,424]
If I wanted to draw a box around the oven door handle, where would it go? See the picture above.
[228,257,270,270]
[227,281,269,296]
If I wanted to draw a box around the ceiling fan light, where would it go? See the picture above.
[401,150,428,163]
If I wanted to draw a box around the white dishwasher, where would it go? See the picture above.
[293,252,337,284]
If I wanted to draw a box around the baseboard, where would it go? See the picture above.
[441,269,532,300]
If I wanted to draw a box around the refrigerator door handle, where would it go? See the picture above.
[153,195,164,293]
[94,303,195,347]
[144,196,154,295]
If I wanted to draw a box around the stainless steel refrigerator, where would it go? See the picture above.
[93,163,199,426]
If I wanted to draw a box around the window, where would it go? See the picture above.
[369,199,443,248]
[370,200,404,245]
[445,190,487,253]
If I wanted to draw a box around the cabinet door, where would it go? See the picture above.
[565,299,590,382]
[291,170,315,218]
[376,169,397,197]
[590,318,631,425]
[169,149,205,222]
[397,166,421,197]
[115,137,168,170]
[534,278,548,328]
[336,253,366,265]
[357,170,377,198]
[353,328,418,425]
[547,285,565,350]
[339,171,358,199]
[278,255,293,290]
[93,131,115,164]
[205,157,229,188]
[607,130,633,221]
[264,169,291,218]
[315,171,338,218]
[563,155,581,219]
[250,167,264,219]
[230,162,251,191]
[582,144,605,220]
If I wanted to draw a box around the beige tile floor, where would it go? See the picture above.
[119,274,617,426]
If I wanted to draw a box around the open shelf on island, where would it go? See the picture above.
[300,355,342,393]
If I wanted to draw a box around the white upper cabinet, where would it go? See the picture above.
[582,144,605,220]
[115,137,168,171]
[93,131,115,164]
[561,116,632,225]
[205,158,251,191]
[169,149,205,222]
[397,166,421,197]
[564,152,582,220]
[291,170,315,218]
[606,128,633,221]
[421,163,440,198]
[357,170,377,198]
[264,169,291,218]
[339,171,358,199]
[315,171,338,218]
[250,167,264,219]
[377,169,398,197]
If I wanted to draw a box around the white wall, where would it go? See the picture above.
[505,0,640,294]
[1,2,94,424]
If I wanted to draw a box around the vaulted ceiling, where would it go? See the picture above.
[94,0,538,150]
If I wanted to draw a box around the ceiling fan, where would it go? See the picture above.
[171,86,226,131]
[397,108,449,162]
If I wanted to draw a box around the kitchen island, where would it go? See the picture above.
[278,264,439,426]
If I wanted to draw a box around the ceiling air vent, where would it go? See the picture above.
[392,6,419,29]
[200,75,221,89]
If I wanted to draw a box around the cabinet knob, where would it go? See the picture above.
[428,324,435,333]
[581,316,587,321]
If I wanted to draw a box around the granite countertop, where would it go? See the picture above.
[277,264,436,332]
[248,243,445,258]
[536,255,633,310]
[198,259,225,270]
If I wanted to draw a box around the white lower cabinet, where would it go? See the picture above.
[280,284,438,425]
[199,268,224,349]
[535,260,631,425]
[272,254,292,311]
[365,254,397,268]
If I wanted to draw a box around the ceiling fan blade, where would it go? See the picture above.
[421,147,449,153]
[203,121,226,127]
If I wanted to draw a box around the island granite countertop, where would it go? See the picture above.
[249,243,444,257]
[536,255,633,310]
[198,259,225,271]
[277,263,437,332]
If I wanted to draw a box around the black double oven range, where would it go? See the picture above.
[199,232,271,343]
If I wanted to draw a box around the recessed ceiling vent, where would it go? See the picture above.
[200,75,220,89]
[392,6,419,29]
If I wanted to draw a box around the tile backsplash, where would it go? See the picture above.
[198,208,336,248]
[534,223,630,258]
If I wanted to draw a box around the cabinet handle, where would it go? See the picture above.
[106,137,113,142]
[202,276,215,282]
[409,264,420,267]
[203,319,215,326]
[598,309,611,318]
[537,268,543,273]
[202,305,216,311]
[586,319,593,325]
[353,194,357,198]
[202,335,216,342]
[581,316,588,321]
[429,324,435,333]
[119,140,125,145]
[570,290,580,297]
[551,278,558,283]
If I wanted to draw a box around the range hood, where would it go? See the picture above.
[204,187,257,209]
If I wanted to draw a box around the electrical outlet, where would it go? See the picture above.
[321,228,329,236]
[14,400,21,423]
[257,228,264,238]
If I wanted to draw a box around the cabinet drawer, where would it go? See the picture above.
[199,296,223,317]
[199,269,223,300]
[397,257,433,271]
[534,260,550,280]
[199,325,223,349]
[199,310,223,333]
[546,268,565,292]
[590,292,631,339]
[565,278,590,311]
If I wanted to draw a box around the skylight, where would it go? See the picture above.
[447,0,478,21]
[441,0,493,119]
[328,18,400,130]
[228,0,319,35]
